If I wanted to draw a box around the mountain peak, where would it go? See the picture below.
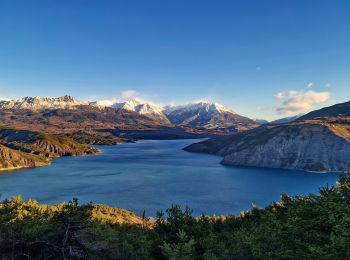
[165,102,234,114]
[113,99,169,123]
[165,101,257,132]
[0,95,86,110]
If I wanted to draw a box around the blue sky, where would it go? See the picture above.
[0,0,349,120]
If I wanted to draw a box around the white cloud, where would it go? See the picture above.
[121,90,139,99]
[275,90,330,115]
[306,82,314,88]
[0,96,10,101]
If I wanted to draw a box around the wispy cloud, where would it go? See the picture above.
[121,90,139,99]
[274,90,330,115]
[306,82,313,88]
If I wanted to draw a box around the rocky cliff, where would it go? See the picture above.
[185,123,350,172]
[0,128,98,171]
[0,144,50,170]
[185,100,350,172]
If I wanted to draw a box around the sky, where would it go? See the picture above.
[0,0,349,120]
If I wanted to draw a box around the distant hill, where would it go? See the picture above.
[253,118,269,124]
[269,114,304,125]
[298,101,350,120]
[0,105,167,133]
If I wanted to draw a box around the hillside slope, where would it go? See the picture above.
[185,124,350,172]
[0,144,50,170]
[185,100,350,172]
[0,106,169,134]
[0,128,98,170]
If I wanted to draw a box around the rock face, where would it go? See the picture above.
[185,124,350,172]
[185,100,350,172]
[0,128,98,171]
[0,144,50,170]
[164,102,259,132]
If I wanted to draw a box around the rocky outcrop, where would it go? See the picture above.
[0,128,99,171]
[185,100,350,172]
[0,144,50,170]
[185,124,350,172]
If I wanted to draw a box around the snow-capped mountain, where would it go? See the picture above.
[113,98,169,123]
[165,102,259,132]
[0,95,259,132]
[163,102,233,115]
[0,95,87,110]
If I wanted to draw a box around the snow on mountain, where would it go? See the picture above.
[163,102,234,115]
[0,96,260,131]
[113,98,169,123]
[0,95,87,110]
[165,102,258,132]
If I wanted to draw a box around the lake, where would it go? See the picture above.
[0,139,338,216]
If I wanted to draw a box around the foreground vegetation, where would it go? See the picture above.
[1,175,350,259]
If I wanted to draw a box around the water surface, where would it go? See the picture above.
[0,139,338,216]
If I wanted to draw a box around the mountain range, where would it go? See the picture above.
[0,95,259,133]
[2,94,348,173]
[0,95,261,170]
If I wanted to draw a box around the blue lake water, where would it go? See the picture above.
[0,139,338,216]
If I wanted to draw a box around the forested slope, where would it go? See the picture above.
[0,174,349,259]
